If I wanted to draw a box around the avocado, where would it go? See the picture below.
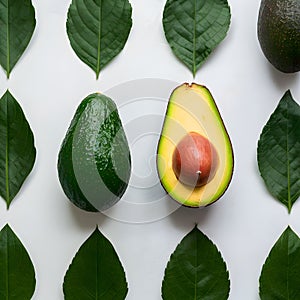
[257,0,300,73]
[57,93,131,212]
[157,83,233,207]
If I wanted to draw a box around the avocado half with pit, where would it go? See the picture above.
[157,83,233,207]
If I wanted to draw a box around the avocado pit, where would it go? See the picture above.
[172,132,219,187]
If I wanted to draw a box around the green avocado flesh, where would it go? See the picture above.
[57,93,131,212]
[257,0,300,73]
[157,83,234,207]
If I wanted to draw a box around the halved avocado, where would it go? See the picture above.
[157,83,234,207]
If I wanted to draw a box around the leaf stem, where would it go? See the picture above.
[194,232,198,299]
[6,227,9,300]
[96,0,102,79]
[192,0,196,77]
[286,101,291,213]
[5,95,10,208]
[6,0,10,78]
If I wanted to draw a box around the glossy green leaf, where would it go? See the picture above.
[163,0,231,77]
[0,0,36,78]
[63,227,128,300]
[257,90,300,213]
[66,0,132,79]
[162,225,230,300]
[0,90,36,209]
[0,224,36,299]
[259,226,300,299]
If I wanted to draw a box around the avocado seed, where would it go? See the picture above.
[172,132,219,187]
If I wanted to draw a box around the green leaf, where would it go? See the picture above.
[0,0,36,78]
[63,227,128,300]
[0,224,36,299]
[257,90,300,213]
[162,225,230,300]
[259,226,300,300]
[66,0,132,79]
[0,90,36,209]
[163,0,231,77]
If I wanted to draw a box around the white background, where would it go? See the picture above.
[0,0,300,299]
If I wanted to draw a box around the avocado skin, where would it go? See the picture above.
[257,0,300,73]
[57,93,131,212]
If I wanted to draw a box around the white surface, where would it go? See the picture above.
[0,0,300,299]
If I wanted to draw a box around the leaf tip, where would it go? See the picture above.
[4,89,10,95]
[2,223,9,231]
[191,224,199,233]
[281,89,295,104]
[93,225,99,233]
[1,223,13,235]
[284,89,292,97]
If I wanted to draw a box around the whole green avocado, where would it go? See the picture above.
[57,93,131,212]
[257,0,300,73]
